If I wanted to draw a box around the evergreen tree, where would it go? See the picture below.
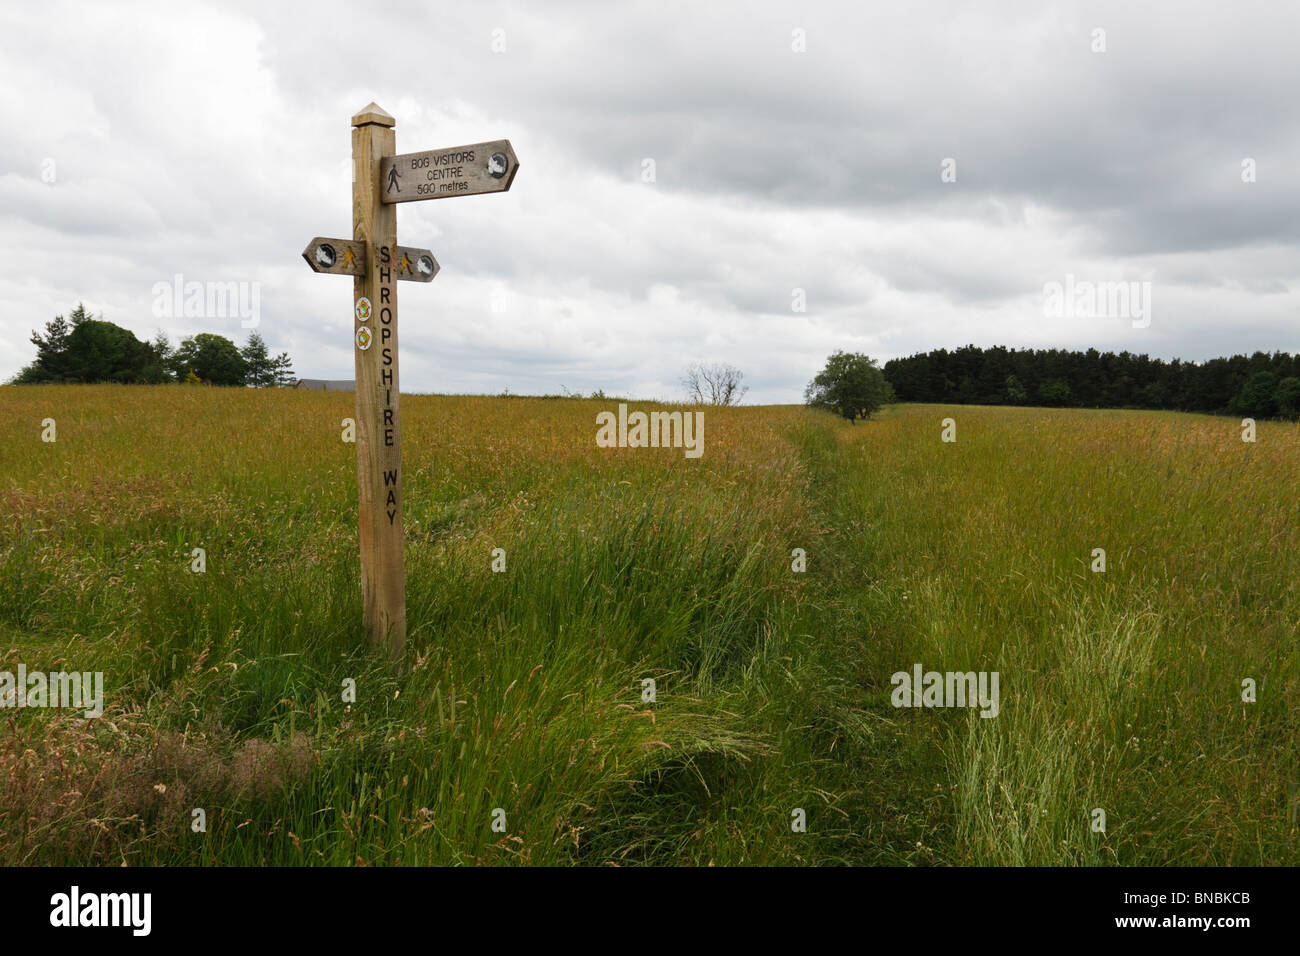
[240,332,276,387]
[61,319,156,382]
[271,350,296,387]
[17,312,73,382]
[143,331,174,384]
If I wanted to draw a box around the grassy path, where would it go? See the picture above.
[803,403,1299,864]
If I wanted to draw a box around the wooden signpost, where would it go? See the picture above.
[302,238,440,282]
[304,103,519,655]
[379,140,520,203]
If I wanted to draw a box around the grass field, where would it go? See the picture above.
[1,386,1296,865]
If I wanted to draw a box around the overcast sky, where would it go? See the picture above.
[3,0,1297,403]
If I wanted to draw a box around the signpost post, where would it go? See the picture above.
[303,104,519,656]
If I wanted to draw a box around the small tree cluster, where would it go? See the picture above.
[13,306,294,387]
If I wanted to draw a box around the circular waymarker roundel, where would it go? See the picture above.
[315,243,337,268]
[488,152,508,179]
[355,297,372,321]
[355,326,373,351]
[417,255,435,278]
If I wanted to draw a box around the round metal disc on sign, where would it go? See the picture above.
[356,326,373,351]
[488,152,508,179]
[315,243,337,268]
[355,297,372,321]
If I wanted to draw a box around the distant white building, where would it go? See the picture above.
[295,378,355,391]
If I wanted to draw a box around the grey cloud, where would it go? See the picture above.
[2,0,1299,403]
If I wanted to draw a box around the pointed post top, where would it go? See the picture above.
[352,103,395,128]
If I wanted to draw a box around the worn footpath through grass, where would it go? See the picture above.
[802,403,1300,865]
[0,385,875,865]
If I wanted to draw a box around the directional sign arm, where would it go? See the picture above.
[379,139,519,204]
[302,237,440,282]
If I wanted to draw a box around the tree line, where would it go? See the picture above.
[883,345,1300,420]
[11,305,295,387]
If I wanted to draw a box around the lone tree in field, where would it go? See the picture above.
[805,351,892,423]
[682,362,748,405]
